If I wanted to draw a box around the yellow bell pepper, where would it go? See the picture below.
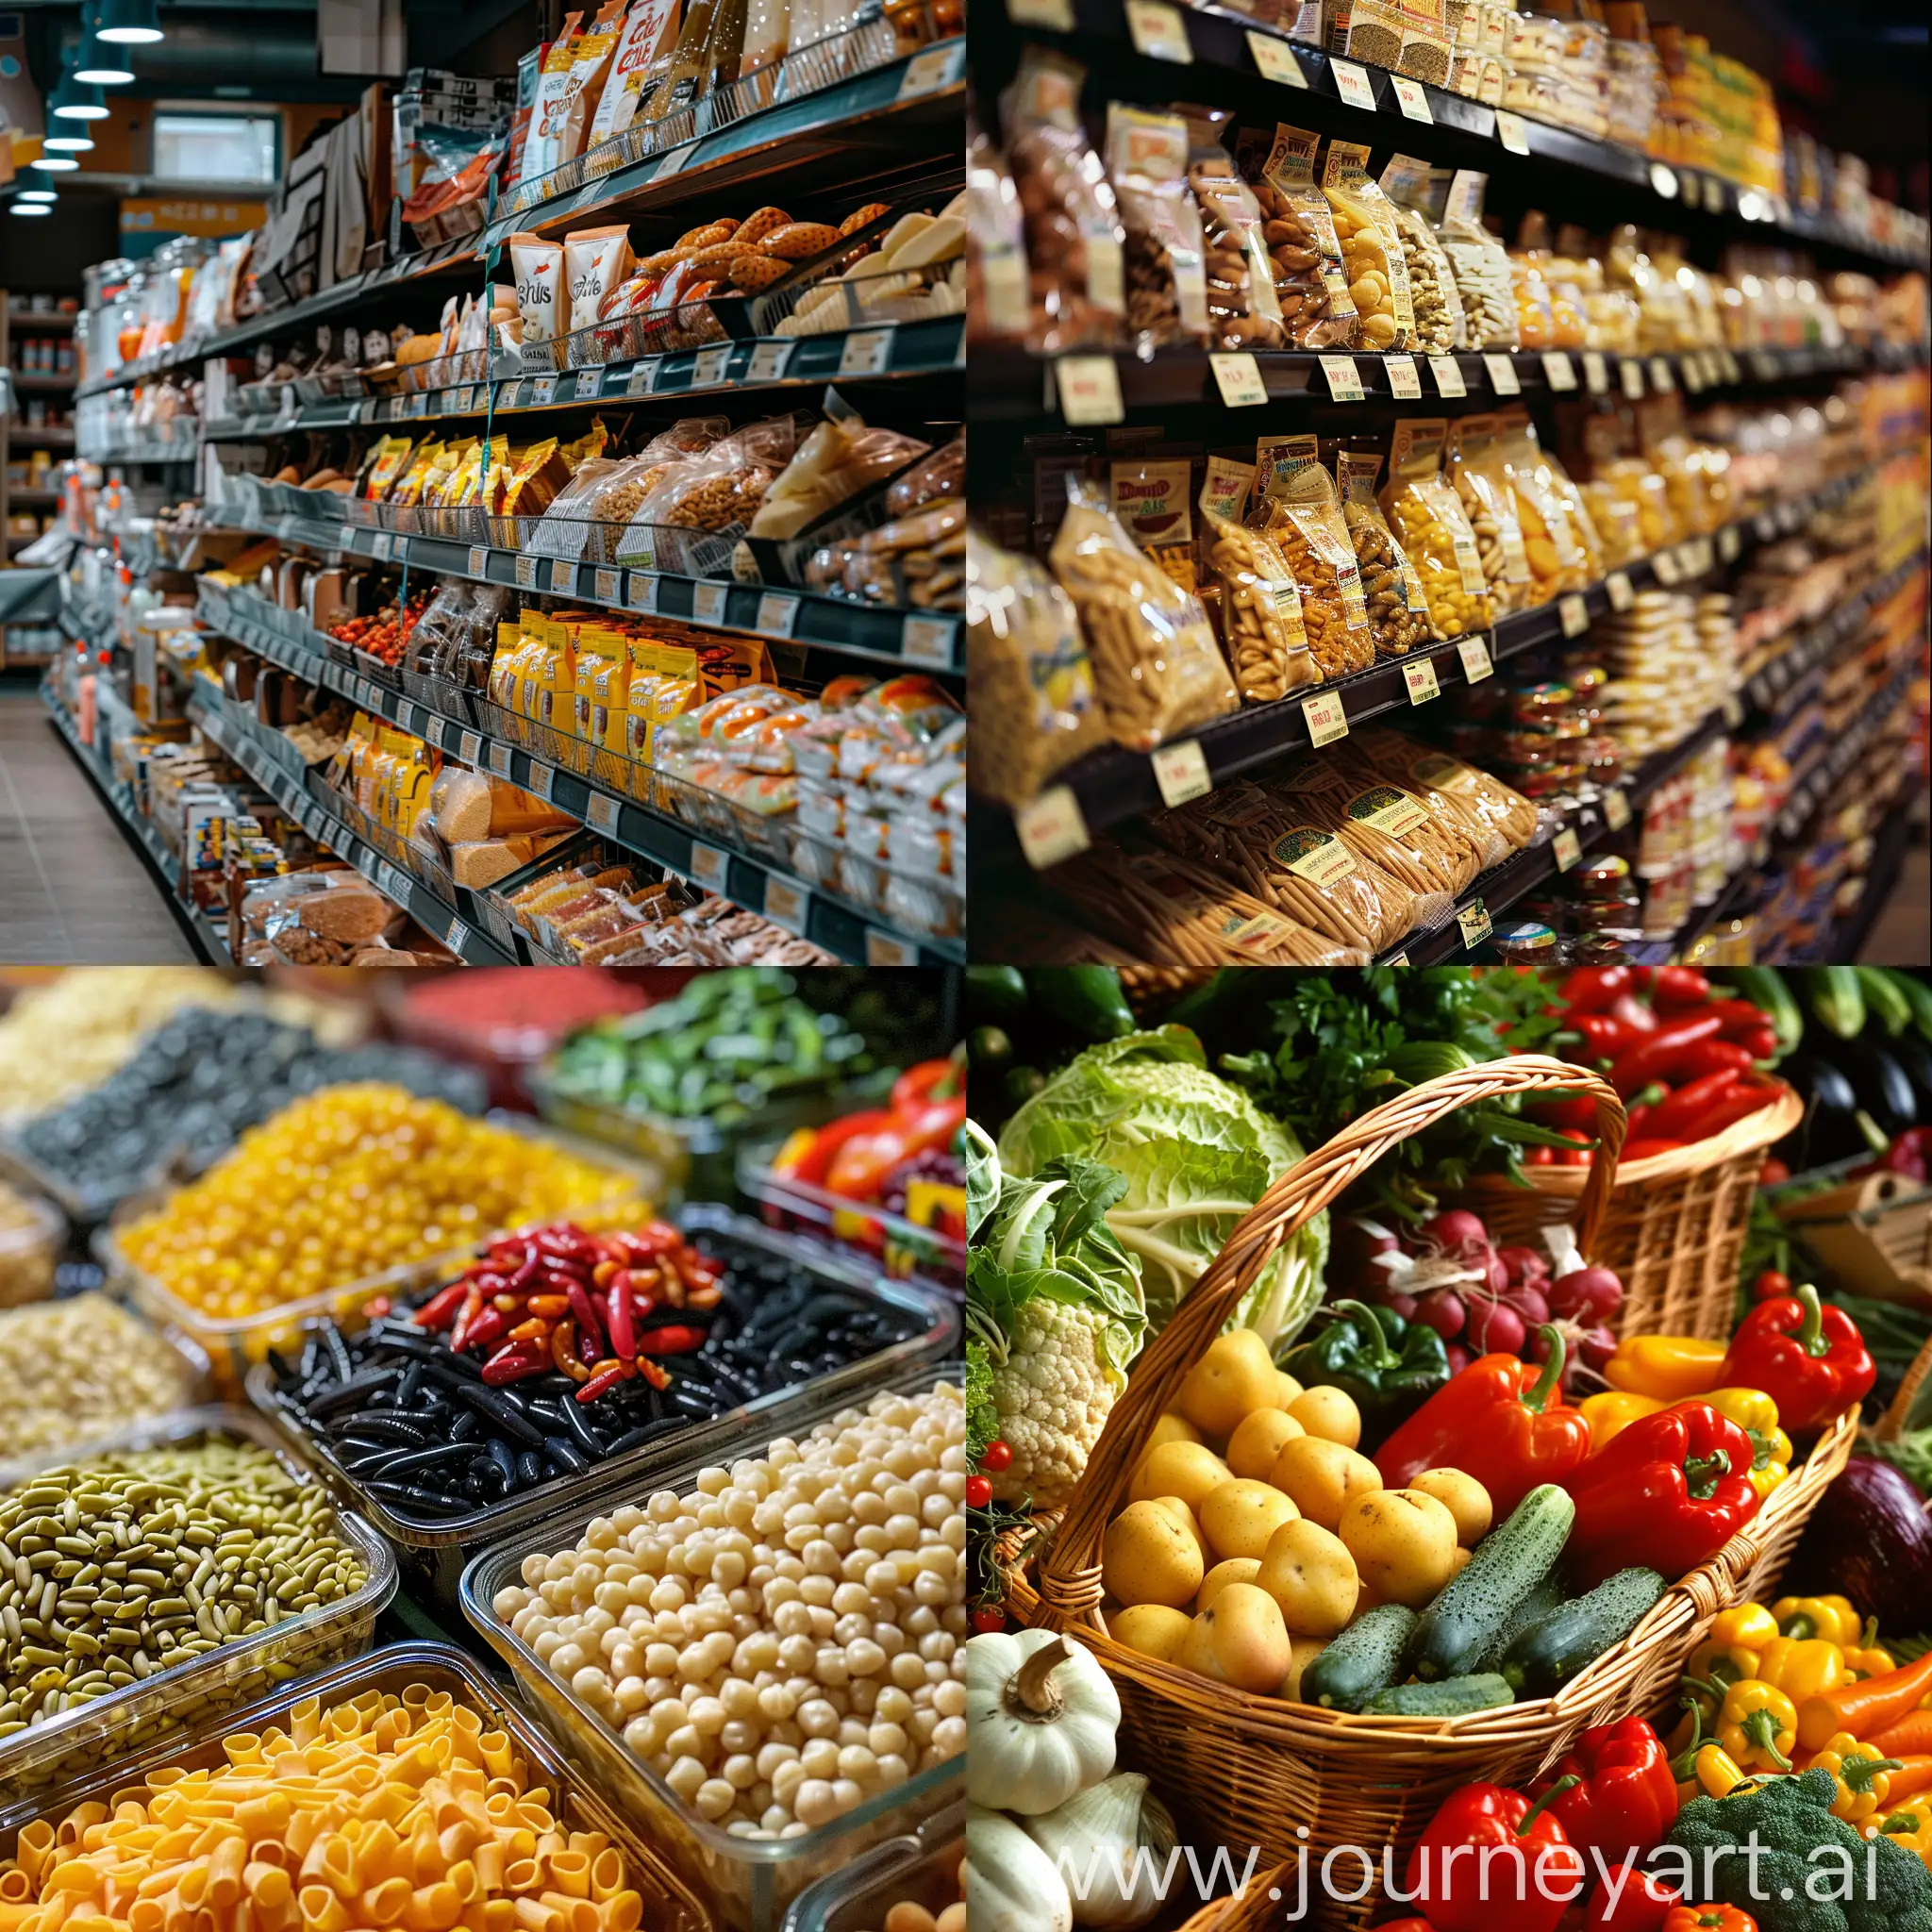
[1753,1635,1847,1701]
[1604,1335,1727,1400]
[1687,1604,1783,1686]
[1774,1594,1862,1646]
[1696,1388,1791,1500]
[1811,1729,1904,1822]
[1694,1740,1752,1798]
[1579,1389,1668,1452]
[1843,1618,1896,1680]
[1712,1679,1798,1773]
[1879,1801,1932,1866]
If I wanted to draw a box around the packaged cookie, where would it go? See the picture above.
[1377,154,1466,353]
[1333,449,1433,657]
[1234,123,1359,350]
[999,50,1126,353]
[1379,417,1492,639]
[1105,104,1210,355]
[1436,168,1518,349]
[1319,138,1414,352]
[1048,475,1238,752]
[1252,433,1375,677]
[1443,413,1531,615]
[1184,108,1285,351]
[1198,501,1320,705]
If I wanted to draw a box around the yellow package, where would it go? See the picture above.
[1492,408,1591,597]
[1336,449,1434,657]
[1444,413,1530,614]
[591,629,631,752]
[1378,418,1493,641]
[1253,433,1375,678]
[624,639,663,765]
[572,625,619,741]
[1320,138,1414,351]
[361,438,414,501]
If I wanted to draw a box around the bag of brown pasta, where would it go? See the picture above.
[1048,475,1238,752]
[1184,108,1285,351]
[1349,726,1540,871]
[1320,139,1414,352]
[1147,780,1417,957]
[1444,412,1531,616]
[1053,839,1369,965]
[1333,449,1434,657]
[1379,418,1493,642]
[1199,501,1320,705]
[1252,434,1375,677]
[1234,123,1359,350]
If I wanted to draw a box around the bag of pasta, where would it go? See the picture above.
[1377,154,1466,352]
[1437,166,1519,350]
[1333,449,1433,657]
[1199,497,1320,705]
[1234,123,1359,350]
[1527,424,1609,579]
[966,531,1110,806]
[1319,138,1414,351]
[1147,780,1417,957]
[1251,434,1375,677]
[1048,475,1238,752]
[1348,726,1540,871]
[1491,408,1592,600]
[1379,417,1492,641]
[1443,413,1531,615]
[1106,104,1210,355]
[1184,108,1285,350]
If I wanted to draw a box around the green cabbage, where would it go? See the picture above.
[996,1028,1326,1346]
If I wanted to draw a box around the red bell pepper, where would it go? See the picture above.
[891,1055,963,1114]
[1720,1282,1875,1433]
[1374,1328,1594,1517]
[1662,1909,1756,1932]
[1559,1402,1760,1590]
[1585,1867,1681,1930]
[1531,1718,1678,1866]
[1403,1776,1587,1932]
[1606,1015,1725,1095]
[1670,1039,1757,1081]
[1643,1071,1742,1141]
[1561,966,1638,1012]
[779,1109,895,1188]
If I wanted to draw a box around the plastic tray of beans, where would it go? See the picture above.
[0,1639,715,1932]
[0,1404,396,1807]
[458,1368,966,1932]
[779,1806,963,1932]
[243,1205,959,1613]
[95,1101,661,1401]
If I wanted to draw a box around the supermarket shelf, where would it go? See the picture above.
[11,374,75,391]
[185,692,520,965]
[1771,656,1920,848]
[7,309,75,328]
[199,584,962,968]
[977,466,1869,873]
[1826,794,1918,963]
[201,316,965,441]
[1742,551,1927,724]
[213,506,962,674]
[1626,865,1760,967]
[80,437,200,464]
[979,0,1925,274]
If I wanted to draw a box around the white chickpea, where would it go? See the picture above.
[665,1756,708,1801]
[799,1738,840,1780]
[876,1753,908,1789]
[932,1715,966,1757]
[793,1780,840,1830]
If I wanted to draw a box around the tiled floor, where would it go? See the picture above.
[0,690,195,962]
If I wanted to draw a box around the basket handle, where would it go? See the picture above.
[1037,1054,1625,1624]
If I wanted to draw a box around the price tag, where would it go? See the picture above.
[627,358,662,396]
[1681,355,1705,394]
[1384,354,1422,399]
[443,918,471,956]
[1151,738,1212,807]
[591,566,621,604]
[755,591,799,637]
[1718,526,1740,563]
[1320,355,1364,402]
[902,614,956,666]
[1495,110,1531,155]
[550,560,577,595]
[372,531,393,563]
[521,375,553,408]
[378,862,412,905]
[1391,75,1433,123]
[573,366,603,400]
[514,555,539,589]
[1057,355,1124,425]
[1302,689,1348,746]
[1330,59,1376,111]
[691,582,729,625]
[1456,633,1492,682]
[762,875,808,934]
[1722,694,1744,728]
[687,841,728,890]
[1721,350,1741,384]
[650,142,695,183]
[1606,570,1635,611]
[630,574,658,613]
[1125,0,1191,59]
[1542,351,1577,391]
[1582,350,1609,393]
[1603,786,1631,831]
[747,341,793,383]
[1007,0,1074,26]
[1208,351,1269,407]
[586,791,622,834]
[1246,30,1306,84]
[499,380,525,410]
[691,344,733,388]
[1558,591,1590,638]
[407,390,429,418]
[487,741,515,779]
[1457,900,1492,948]
[1754,511,1777,543]
[458,731,483,766]
[1385,951,1409,966]
[468,545,489,577]
[1482,353,1521,396]
[525,761,556,803]
[1620,358,1646,399]
[1014,785,1091,870]
[895,38,961,96]
[1650,161,1678,200]
[1428,354,1467,398]
[1648,357,1675,392]
[1652,546,1681,585]
[1553,826,1583,871]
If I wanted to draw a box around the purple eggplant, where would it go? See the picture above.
[1782,1456,1932,1634]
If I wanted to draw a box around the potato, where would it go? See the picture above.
[1177,1330,1280,1439]
[1336,1489,1459,1609]
[1197,1557,1262,1611]
[1445,1543,1474,1580]
[1255,1518,1359,1637]
[1177,1582,1291,1690]
[1146,1412,1202,1453]
[1225,1407,1305,1480]
[1103,1500,1205,1607]
[1276,1633,1328,1702]
[1288,1385,1362,1449]
[1111,1603,1192,1662]
[1130,1441,1232,1510]
[1149,1495,1208,1565]
[1269,1436,1383,1531]
[1198,1479,1299,1561]
[1410,1467,1492,1547]
[1274,1370,1305,1409]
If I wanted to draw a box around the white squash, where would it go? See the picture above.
[1024,1775,1176,1929]
[965,1630,1121,1816]
[967,1804,1073,1932]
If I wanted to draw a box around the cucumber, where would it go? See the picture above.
[1499,1567,1667,1698]
[1719,967,1806,1056]
[1408,1484,1575,1683]
[1363,1673,1515,1718]
[1473,1568,1568,1674]
[1857,969,1913,1040]
[1879,968,1932,1046]
[1300,1604,1419,1712]
[1803,967,1866,1041]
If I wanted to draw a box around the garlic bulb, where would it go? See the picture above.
[1022,1774,1176,1929]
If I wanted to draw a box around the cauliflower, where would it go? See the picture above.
[985,1297,1127,1510]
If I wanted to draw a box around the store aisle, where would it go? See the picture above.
[0,693,194,962]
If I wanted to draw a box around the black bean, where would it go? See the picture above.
[543,1435,589,1475]
[558,1393,603,1457]
[450,1382,546,1448]
[324,1410,434,1445]
[373,1440,474,1477]
[305,1363,401,1417]
[449,1410,479,1443]
[298,1335,323,1385]
[367,1479,463,1514]
[323,1324,356,1387]
[485,1437,518,1491]
[516,1450,546,1487]
[397,1360,425,1408]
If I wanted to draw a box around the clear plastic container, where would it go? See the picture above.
[95,1114,659,1399]
[0,1180,62,1307]
[781,1805,963,1932]
[0,1134,113,1231]
[244,1205,958,1610]
[0,1405,396,1804]
[0,1640,714,1932]
[459,1364,963,1932]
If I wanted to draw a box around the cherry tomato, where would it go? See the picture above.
[970,1606,1008,1633]
[1752,1268,1792,1303]
[1759,1158,1790,1186]
[981,1439,1013,1473]
[966,1474,992,1510]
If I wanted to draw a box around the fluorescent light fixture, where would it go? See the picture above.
[97,0,163,42]
[19,189,57,200]
[51,71,109,119]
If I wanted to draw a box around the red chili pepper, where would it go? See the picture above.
[412,1282,469,1332]
[524,1293,571,1320]
[1735,1025,1778,1060]
[1560,965,1636,1011]
[635,1356,671,1391]
[1648,966,1713,1009]
[1605,1013,1725,1094]
[1752,1270,1792,1302]
[1609,992,1658,1034]
[1643,1069,1742,1140]
[536,1226,599,1262]
[639,1324,707,1355]
[1722,1282,1875,1433]
[1623,1105,1653,1141]
[1672,1039,1757,1081]
[1676,1078,1782,1143]
[551,1318,591,1382]
[1585,1866,1682,1930]
[606,1281,636,1361]
[889,1051,965,1115]
[565,1279,608,1357]
[1562,1013,1638,1058]
[1759,1158,1790,1185]
[1704,999,1771,1037]
[447,1286,485,1354]
[464,1306,510,1353]
[480,1340,549,1386]
[1532,1092,1603,1132]
[1618,1140,1687,1162]
[576,1358,637,1403]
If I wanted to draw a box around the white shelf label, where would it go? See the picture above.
[1606,571,1635,611]
[762,876,808,934]
[550,560,577,595]
[499,380,525,410]
[628,359,662,396]
[1621,358,1646,399]
[1495,110,1530,154]
[407,391,428,418]
[1208,351,1268,407]
[1330,58,1376,111]
[1014,785,1091,871]
[687,841,729,890]
[487,741,515,779]
[1581,350,1609,393]
[1681,355,1705,394]
[902,614,955,666]
[1391,76,1433,123]
[691,345,732,388]
[377,861,412,905]
[1718,527,1740,563]
[1384,354,1421,399]
[1558,592,1590,638]
[747,341,794,383]
[1302,689,1348,745]
[692,582,728,625]
[866,930,919,966]
[1125,0,1191,58]
[515,555,539,589]
[1648,357,1675,393]
[756,591,799,637]
[594,567,622,603]
[1553,826,1582,871]
[1542,351,1576,391]
[526,760,555,800]
[1603,786,1631,831]
[444,918,471,955]
[1652,547,1681,585]
[468,545,489,577]
[372,532,393,562]
[1057,355,1124,425]
[1320,355,1364,402]
[587,792,621,833]
[1428,355,1466,398]
[1650,161,1678,199]
[1457,900,1492,948]
[1151,738,1211,807]
[1246,30,1306,84]
[833,328,893,379]
[574,366,603,399]
[530,375,558,406]
[1722,694,1744,728]
[1402,656,1440,705]
[630,574,658,613]
[458,731,483,766]
[1456,634,1492,683]
[1482,353,1521,396]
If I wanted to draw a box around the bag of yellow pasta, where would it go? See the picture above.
[1319,138,1413,351]
[1444,413,1532,614]
[1333,448,1434,657]
[1252,433,1376,677]
[1492,408,1592,598]
[1379,417,1493,640]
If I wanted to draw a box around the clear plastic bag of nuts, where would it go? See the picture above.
[1184,108,1286,351]
[1378,417,1493,641]
[1252,433,1376,678]
[1105,104,1211,355]
[1377,155,1467,353]
[1319,139,1414,353]
[1234,123,1360,350]
[1331,448,1435,657]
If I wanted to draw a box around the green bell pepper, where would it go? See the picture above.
[1281,1299,1450,1439]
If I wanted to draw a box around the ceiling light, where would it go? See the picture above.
[9,203,51,216]
[43,130,95,151]
[51,71,109,119]
[19,189,57,200]
[30,154,80,171]
[97,0,163,42]
[75,13,135,85]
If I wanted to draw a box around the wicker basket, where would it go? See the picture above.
[1001,1057,1854,1932]
[1457,1082,1805,1342]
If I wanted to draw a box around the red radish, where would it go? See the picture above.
[1416,1290,1466,1340]
[1480,1248,1509,1296]
[1548,1266,1624,1324]
[1445,1342,1473,1374]
[1466,1299,1526,1355]
[1579,1325,1618,1370]
[1419,1209,1490,1257]
[1381,1290,1421,1323]
[1332,1216,1406,1284]
[1497,1245,1550,1287]
[1501,1282,1551,1327]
